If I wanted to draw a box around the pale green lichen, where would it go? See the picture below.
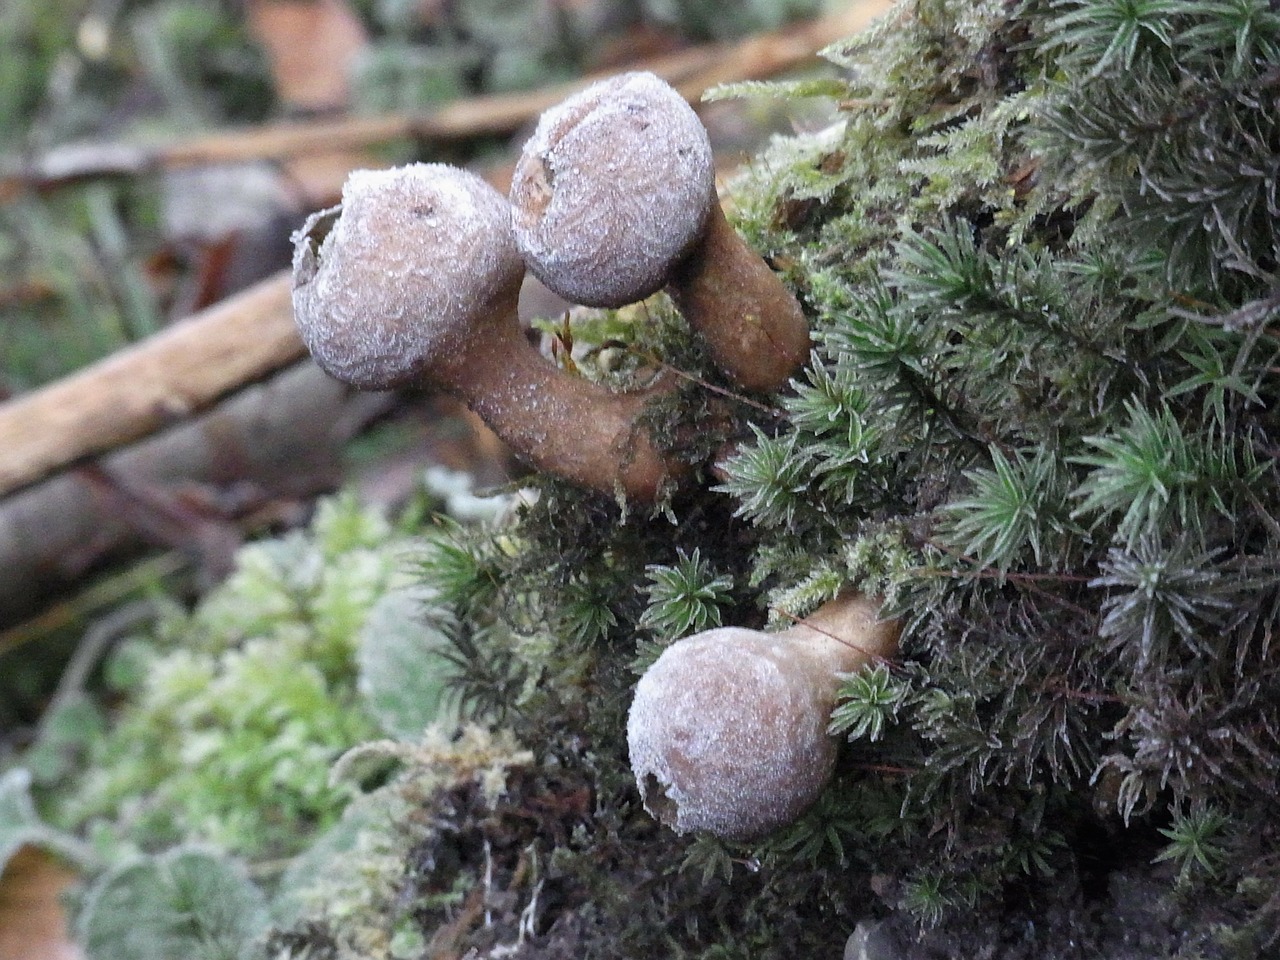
[44,496,431,862]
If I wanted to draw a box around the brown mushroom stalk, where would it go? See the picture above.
[509,71,811,394]
[627,591,901,840]
[291,163,682,501]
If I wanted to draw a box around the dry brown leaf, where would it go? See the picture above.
[0,846,82,960]
[246,0,369,111]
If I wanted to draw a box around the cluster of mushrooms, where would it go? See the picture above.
[291,71,900,842]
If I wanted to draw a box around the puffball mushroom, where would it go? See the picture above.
[509,71,811,394]
[291,162,682,501]
[627,591,901,840]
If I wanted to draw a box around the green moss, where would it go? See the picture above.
[45,497,419,862]
[392,0,1280,953]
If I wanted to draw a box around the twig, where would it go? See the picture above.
[0,553,185,660]
[0,273,300,498]
[0,2,891,201]
[38,600,160,726]
[640,351,786,417]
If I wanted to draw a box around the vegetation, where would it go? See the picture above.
[26,497,454,860]
[382,0,1280,953]
[3,0,1278,957]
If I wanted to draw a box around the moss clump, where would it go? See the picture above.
[388,0,1280,955]
[40,497,423,862]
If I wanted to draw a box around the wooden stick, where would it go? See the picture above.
[0,2,890,200]
[0,363,401,637]
[0,272,300,497]
[670,0,890,95]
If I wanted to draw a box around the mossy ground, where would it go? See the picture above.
[6,0,1278,956]
[340,0,1278,954]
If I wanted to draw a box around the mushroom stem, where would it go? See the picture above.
[627,591,900,840]
[667,203,812,394]
[443,301,683,500]
[777,589,901,675]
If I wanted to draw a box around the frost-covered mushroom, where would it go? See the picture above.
[292,162,681,501]
[509,71,811,394]
[627,591,900,840]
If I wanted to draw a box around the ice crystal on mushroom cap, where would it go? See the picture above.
[627,627,838,840]
[510,71,717,308]
[292,164,522,390]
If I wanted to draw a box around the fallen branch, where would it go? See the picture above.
[0,2,889,200]
[0,273,300,497]
[0,362,393,636]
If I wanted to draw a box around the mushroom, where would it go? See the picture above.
[627,591,901,840]
[509,71,811,394]
[291,162,683,501]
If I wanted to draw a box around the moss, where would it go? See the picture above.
[42,497,419,863]
[383,0,1280,954]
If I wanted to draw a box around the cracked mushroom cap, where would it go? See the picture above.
[292,163,523,390]
[509,71,717,308]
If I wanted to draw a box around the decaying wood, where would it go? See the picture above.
[0,362,392,632]
[0,273,300,498]
[0,1,891,200]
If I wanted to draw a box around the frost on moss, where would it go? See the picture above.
[42,496,450,862]
[391,0,1280,954]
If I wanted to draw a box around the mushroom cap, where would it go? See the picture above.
[292,163,523,390]
[509,71,716,308]
[627,627,839,840]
